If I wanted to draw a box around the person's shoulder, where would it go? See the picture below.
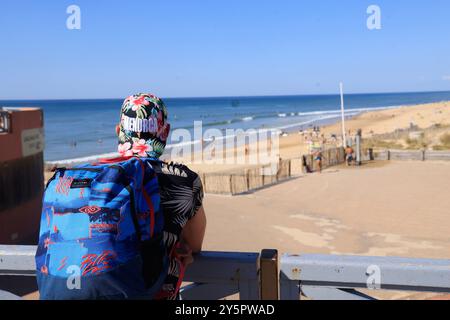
[156,161,199,180]
[154,161,203,198]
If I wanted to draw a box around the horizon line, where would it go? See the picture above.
[1,89,450,102]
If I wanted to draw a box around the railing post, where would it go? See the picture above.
[356,129,362,165]
[260,249,279,300]
[288,160,291,178]
[202,173,207,193]
[246,169,250,191]
[229,174,233,195]
[368,148,374,161]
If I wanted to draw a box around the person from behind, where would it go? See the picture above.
[345,145,354,166]
[36,93,206,300]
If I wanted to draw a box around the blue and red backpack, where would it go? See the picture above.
[35,157,167,300]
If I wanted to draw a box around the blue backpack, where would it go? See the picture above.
[35,157,166,300]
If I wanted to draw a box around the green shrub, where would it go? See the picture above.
[364,139,403,150]
[440,133,450,147]
[432,145,448,151]
[405,136,429,150]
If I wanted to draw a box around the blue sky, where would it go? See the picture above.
[1,0,450,99]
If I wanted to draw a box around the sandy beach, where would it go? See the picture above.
[178,101,450,174]
[323,101,450,136]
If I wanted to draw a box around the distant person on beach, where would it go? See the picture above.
[36,93,206,300]
[314,150,324,173]
[345,145,354,166]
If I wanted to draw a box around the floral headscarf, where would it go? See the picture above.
[118,93,170,158]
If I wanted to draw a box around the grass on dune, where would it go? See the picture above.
[433,133,450,150]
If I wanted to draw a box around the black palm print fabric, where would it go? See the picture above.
[149,160,204,299]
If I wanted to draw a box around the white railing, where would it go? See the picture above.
[1,246,449,300]
[280,254,450,300]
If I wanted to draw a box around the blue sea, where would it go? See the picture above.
[2,91,450,161]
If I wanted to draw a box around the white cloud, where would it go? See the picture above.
[443,75,450,81]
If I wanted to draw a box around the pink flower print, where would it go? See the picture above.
[132,139,151,157]
[130,96,150,111]
[118,142,133,157]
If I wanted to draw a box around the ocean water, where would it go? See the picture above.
[2,91,450,161]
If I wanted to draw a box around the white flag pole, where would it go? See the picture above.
[340,82,347,147]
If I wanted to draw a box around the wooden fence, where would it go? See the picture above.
[201,148,450,195]
[371,149,450,162]
[200,147,346,195]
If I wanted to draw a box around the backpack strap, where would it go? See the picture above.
[125,184,142,243]
[134,157,156,238]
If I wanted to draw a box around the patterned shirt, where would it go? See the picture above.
[150,161,204,300]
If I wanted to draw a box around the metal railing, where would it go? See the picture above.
[182,251,260,300]
[1,245,449,300]
[280,254,450,300]
[0,245,263,300]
